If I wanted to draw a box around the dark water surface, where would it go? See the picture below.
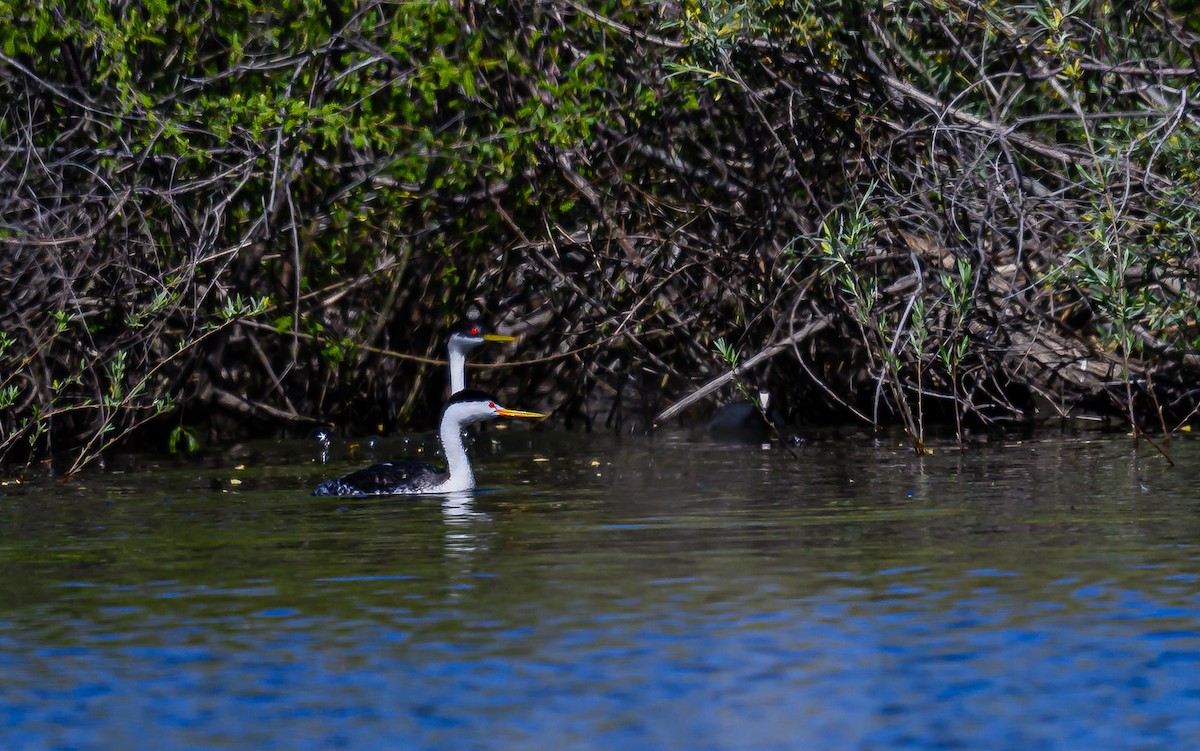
[2,429,1200,749]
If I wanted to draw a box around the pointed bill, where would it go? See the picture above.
[483,333,517,343]
[496,407,546,420]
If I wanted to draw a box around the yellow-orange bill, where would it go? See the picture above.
[496,408,546,420]
[483,333,517,343]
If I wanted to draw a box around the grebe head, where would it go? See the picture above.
[442,389,546,428]
[447,320,517,356]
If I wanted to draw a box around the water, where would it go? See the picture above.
[1,429,1199,749]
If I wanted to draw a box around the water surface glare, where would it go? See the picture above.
[2,432,1200,749]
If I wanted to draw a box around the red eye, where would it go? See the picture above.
[488,401,496,408]
[470,326,479,335]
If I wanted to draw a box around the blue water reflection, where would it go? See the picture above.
[0,433,1199,749]
[3,572,1199,749]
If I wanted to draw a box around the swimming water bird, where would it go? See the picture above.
[447,321,516,394]
[313,389,544,496]
[707,389,786,440]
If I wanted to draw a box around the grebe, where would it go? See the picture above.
[313,389,544,496]
[708,389,786,440]
[447,321,516,394]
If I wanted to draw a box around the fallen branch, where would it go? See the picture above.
[653,317,831,426]
[202,383,325,426]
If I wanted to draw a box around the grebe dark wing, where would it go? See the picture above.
[313,460,447,496]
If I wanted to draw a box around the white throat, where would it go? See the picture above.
[437,405,476,492]
[448,348,467,394]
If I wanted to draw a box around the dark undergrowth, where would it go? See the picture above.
[2,0,1200,475]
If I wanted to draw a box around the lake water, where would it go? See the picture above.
[1,428,1199,749]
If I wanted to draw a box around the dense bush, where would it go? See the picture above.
[2,0,1199,473]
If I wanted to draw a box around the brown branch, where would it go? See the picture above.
[201,383,324,426]
[653,317,831,426]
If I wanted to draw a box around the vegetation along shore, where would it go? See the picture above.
[2,1,1199,474]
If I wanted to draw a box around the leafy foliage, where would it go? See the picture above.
[2,0,1199,473]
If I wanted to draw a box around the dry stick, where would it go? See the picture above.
[598,124,749,200]
[575,6,1090,168]
[554,151,643,266]
[236,319,624,370]
[565,1,687,50]
[789,337,873,425]
[1106,390,1175,467]
[242,324,300,415]
[203,383,324,426]
[652,318,831,427]
[356,246,411,363]
[61,315,248,476]
[879,75,1084,166]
